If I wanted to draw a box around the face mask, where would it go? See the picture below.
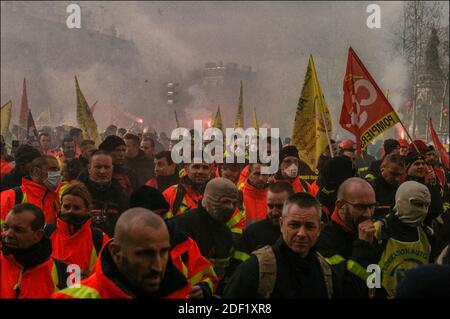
[44,171,61,190]
[395,201,428,227]
[284,164,298,178]
[59,212,90,226]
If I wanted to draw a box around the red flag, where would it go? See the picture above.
[26,109,39,143]
[339,47,400,155]
[19,78,29,128]
[429,118,449,169]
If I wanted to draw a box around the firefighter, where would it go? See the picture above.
[53,208,191,298]
[1,203,68,298]
[45,183,109,278]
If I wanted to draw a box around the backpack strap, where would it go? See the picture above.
[172,184,186,216]
[44,223,57,238]
[316,252,333,299]
[90,227,104,255]
[252,245,277,298]
[13,187,23,205]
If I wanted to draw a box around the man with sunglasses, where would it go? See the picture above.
[317,177,385,298]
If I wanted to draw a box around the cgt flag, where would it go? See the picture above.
[339,47,400,155]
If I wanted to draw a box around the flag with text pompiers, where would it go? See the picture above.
[339,47,400,155]
[234,81,244,129]
[75,76,101,146]
[291,54,332,172]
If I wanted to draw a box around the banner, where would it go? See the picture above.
[234,80,244,129]
[1,100,12,136]
[339,47,400,155]
[291,54,332,172]
[212,105,223,132]
[75,76,101,146]
[429,118,449,169]
[26,109,39,142]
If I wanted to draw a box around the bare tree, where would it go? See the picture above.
[397,1,444,137]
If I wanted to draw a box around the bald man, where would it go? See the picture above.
[317,177,385,298]
[53,208,191,299]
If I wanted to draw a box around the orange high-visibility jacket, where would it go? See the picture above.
[47,218,109,276]
[170,236,218,295]
[163,183,203,219]
[242,182,268,225]
[0,159,13,179]
[52,241,191,299]
[1,178,59,227]
[1,253,67,298]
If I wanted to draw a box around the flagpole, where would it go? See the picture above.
[316,97,334,158]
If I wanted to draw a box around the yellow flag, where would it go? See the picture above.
[253,107,259,131]
[212,105,223,132]
[174,110,180,128]
[1,100,12,136]
[234,81,244,129]
[291,55,332,172]
[75,76,101,146]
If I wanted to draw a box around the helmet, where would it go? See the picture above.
[398,139,408,148]
[339,139,355,151]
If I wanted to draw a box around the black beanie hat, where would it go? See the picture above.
[320,156,357,190]
[383,139,400,156]
[130,185,170,211]
[279,145,300,163]
[405,152,424,171]
[14,144,41,165]
[98,135,126,153]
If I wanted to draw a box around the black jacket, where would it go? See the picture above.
[376,214,433,254]
[316,221,385,298]
[0,167,25,191]
[317,187,337,223]
[78,174,129,237]
[124,150,154,187]
[223,238,342,298]
[369,176,398,220]
[238,218,280,254]
[366,159,382,179]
